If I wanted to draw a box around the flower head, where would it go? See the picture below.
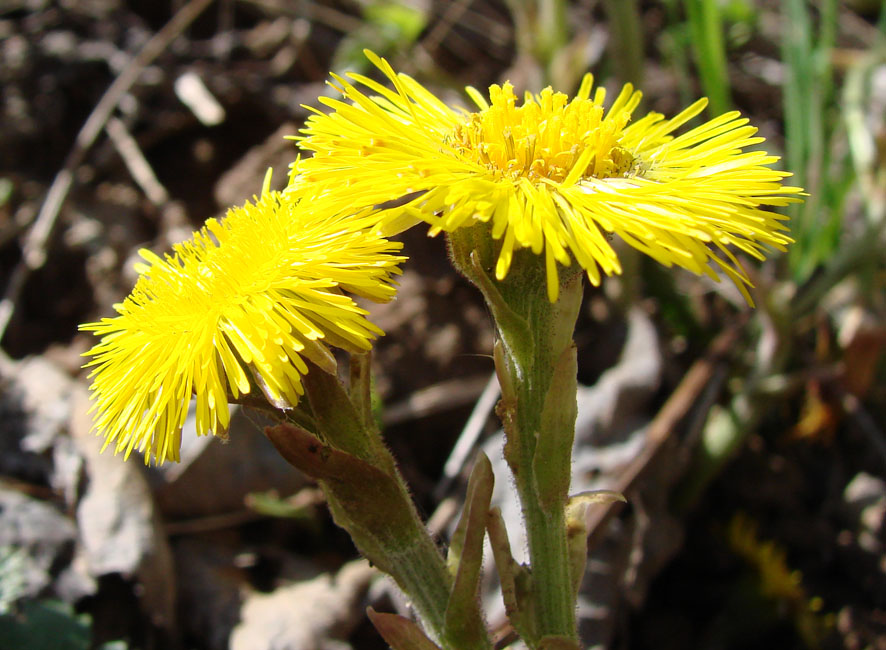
[81,181,403,464]
[293,51,802,302]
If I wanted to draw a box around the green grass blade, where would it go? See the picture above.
[783,0,841,283]
[603,0,644,86]
[684,0,732,115]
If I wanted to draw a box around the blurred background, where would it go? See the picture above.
[0,1,884,649]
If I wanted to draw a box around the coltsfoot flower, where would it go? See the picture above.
[81,180,404,464]
[292,51,802,302]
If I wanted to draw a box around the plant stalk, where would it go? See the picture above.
[266,363,492,650]
[448,224,584,644]
[500,276,583,642]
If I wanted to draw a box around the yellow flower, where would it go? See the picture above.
[727,513,805,602]
[81,180,403,464]
[292,50,802,302]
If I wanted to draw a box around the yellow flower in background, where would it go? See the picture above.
[81,180,404,464]
[292,50,802,302]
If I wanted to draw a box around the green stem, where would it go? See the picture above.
[504,279,582,641]
[375,460,491,650]
[320,465,455,643]
[269,364,492,650]
[450,225,583,644]
[269,418,491,650]
[388,523,455,643]
[518,473,574,637]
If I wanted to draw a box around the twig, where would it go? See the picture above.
[105,117,170,206]
[0,0,215,342]
[432,372,500,502]
[584,323,745,550]
[241,0,363,34]
[164,509,264,536]
[382,373,491,426]
[420,0,474,55]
